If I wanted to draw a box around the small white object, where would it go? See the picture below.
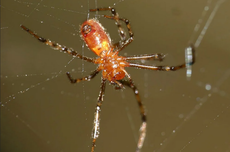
[185,46,193,79]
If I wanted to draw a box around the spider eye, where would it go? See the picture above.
[82,24,91,35]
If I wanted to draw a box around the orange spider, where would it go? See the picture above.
[21,7,195,152]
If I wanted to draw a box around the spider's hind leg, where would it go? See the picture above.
[90,8,133,51]
[104,16,134,51]
[90,7,127,41]
[20,25,95,63]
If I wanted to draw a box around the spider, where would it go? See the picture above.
[21,7,195,152]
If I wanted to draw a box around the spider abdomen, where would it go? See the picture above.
[80,19,111,56]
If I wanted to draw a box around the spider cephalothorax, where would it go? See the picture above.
[96,50,128,82]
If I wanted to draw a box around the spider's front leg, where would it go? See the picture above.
[91,78,106,152]
[66,69,100,83]
[122,71,147,152]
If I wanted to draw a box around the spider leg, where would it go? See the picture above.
[126,53,166,62]
[111,80,125,90]
[122,71,146,152]
[128,45,195,71]
[91,77,106,152]
[104,16,133,52]
[20,25,94,63]
[90,8,133,51]
[129,62,187,71]
[66,69,100,83]
[90,7,127,42]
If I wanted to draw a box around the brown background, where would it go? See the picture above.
[1,0,230,152]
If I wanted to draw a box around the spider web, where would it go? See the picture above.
[1,0,230,152]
